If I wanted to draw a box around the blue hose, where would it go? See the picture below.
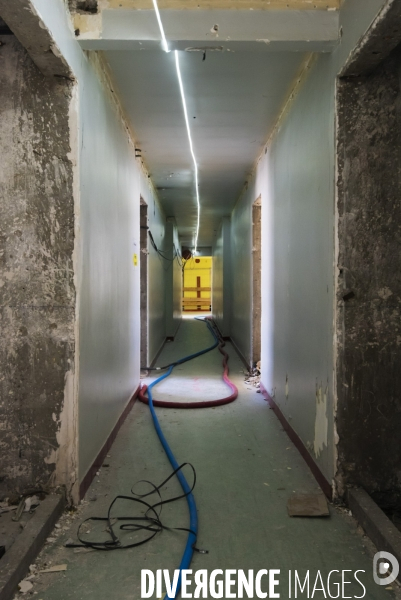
[146,320,219,600]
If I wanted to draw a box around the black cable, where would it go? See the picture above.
[148,230,179,267]
[66,463,207,552]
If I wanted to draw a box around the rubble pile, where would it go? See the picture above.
[244,361,261,392]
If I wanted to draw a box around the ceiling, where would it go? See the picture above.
[104,48,305,247]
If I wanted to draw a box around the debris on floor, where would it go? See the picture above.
[0,494,43,561]
[287,492,330,517]
[11,505,86,599]
[17,580,33,593]
[244,361,261,391]
[40,564,67,573]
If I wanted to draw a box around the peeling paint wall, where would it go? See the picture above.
[0,35,76,497]
[26,0,165,489]
[230,0,388,486]
[0,0,171,498]
[336,42,401,508]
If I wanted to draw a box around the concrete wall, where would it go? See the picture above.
[212,218,231,338]
[336,40,401,508]
[27,0,153,492]
[165,218,182,338]
[0,35,76,498]
[231,0,388,485]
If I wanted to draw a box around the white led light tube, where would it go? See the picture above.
[152,0,200,253]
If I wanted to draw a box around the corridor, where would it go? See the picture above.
[2,0,401,597]
[13,320,397,599]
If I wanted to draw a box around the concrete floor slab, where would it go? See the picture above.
[14,320,401,599]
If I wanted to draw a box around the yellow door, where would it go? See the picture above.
[183,256,212,311]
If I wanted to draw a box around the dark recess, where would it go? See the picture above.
[0,17,12,35]
[75,0,98,14]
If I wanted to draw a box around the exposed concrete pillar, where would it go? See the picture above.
[0,15,77,499]
[335,0,401,508]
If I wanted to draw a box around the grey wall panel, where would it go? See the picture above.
[231,190,253,366]
[77,68,141,481]
[165,219,182,338]
[212,223,224,332]
[229,0,389,483]
[140,174,167,365]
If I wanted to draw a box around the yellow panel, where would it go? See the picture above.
[183,256,212,310]
[106,0,341,10]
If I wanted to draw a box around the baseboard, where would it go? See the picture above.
[166,316,182,342]
[260,383,332,500]
[228,335,251,371]
[150,337,167,367]
[79,386,140,500]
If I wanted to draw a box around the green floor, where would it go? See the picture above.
[18,319,398,599]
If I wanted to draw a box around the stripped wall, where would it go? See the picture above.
[0,34,76,498]
[25,0,165,492]
[231,0,388,486]
[336,17,401,508]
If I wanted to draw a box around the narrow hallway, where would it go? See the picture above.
[15,320,393,600]
[2,0,401,597]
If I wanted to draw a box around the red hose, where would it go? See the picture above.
[138,335,238,408]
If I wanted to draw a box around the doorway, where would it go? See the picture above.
[182,256,212,313]
[251,196,262,367]
[140,198,148,367]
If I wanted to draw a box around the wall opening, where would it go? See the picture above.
[251,196,262,367]
[140,198,148,367]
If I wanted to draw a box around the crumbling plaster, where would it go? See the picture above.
[0,35,76,498]
[336,42,401,509]
[2,0,169,497]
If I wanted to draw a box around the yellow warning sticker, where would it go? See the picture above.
[133,253,138,266]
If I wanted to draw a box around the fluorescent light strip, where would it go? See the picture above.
[152,0,170,53]
[152,0,200,253]
[174,50,200,253]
